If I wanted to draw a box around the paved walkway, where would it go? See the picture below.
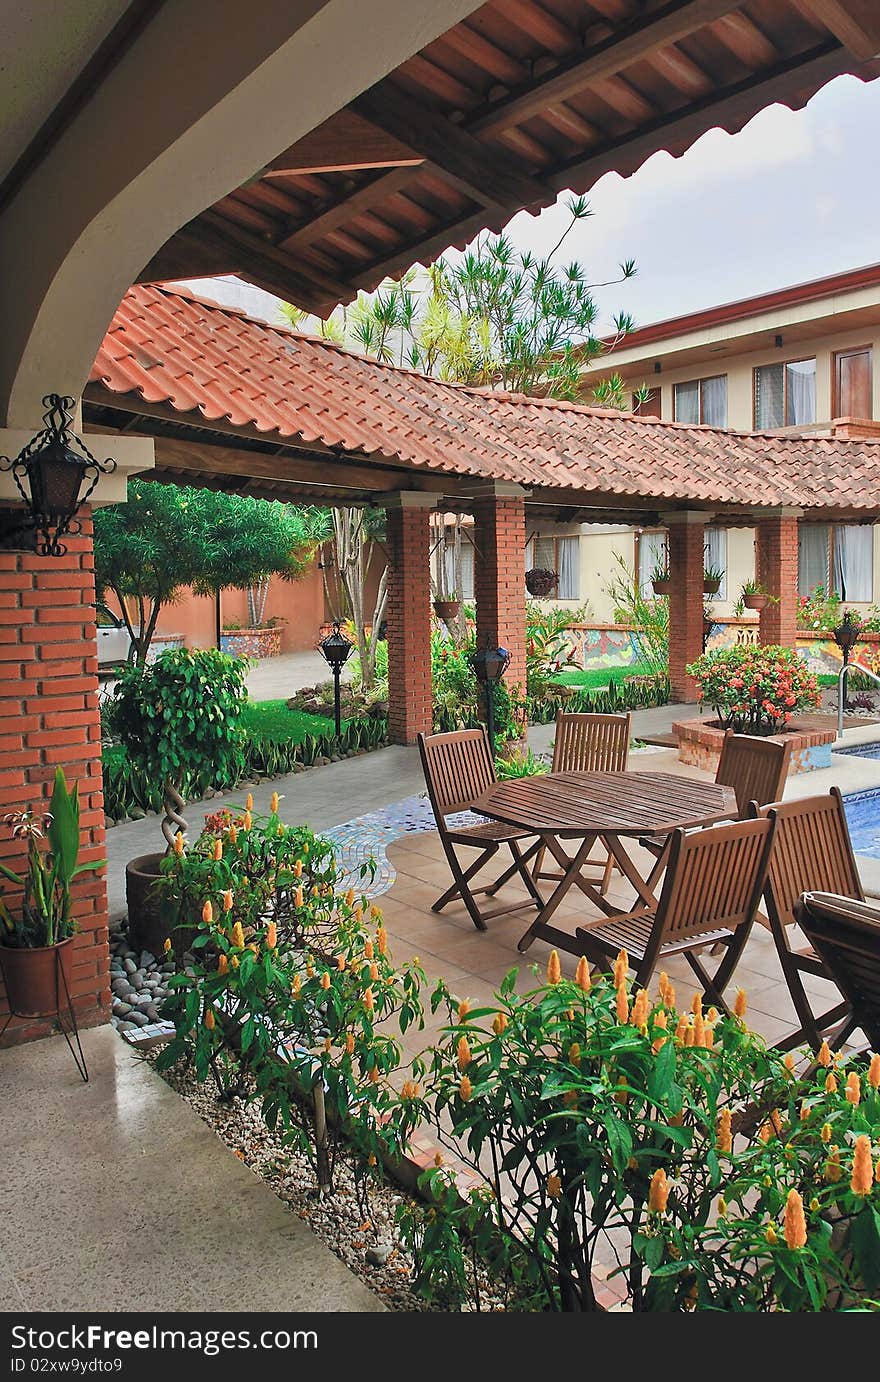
[245,650,353,701]
[0,1026,383,1312]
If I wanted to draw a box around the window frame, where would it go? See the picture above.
[832,345,873,420]
[797,523,875,602]
[526,533,580,600]
[752,355,817,430]
[673,374,728,426]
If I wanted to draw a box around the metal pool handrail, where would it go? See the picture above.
[837,663,880,741]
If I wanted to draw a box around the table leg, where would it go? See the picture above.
[517,833,603,954]
[601,834,663,910]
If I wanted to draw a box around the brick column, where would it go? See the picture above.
[384,496,433,745]
[756,513,799,648]
[0,509,109,1046]
[666,513,706,703]
[472,490,527,696]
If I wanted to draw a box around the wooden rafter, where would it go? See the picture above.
[790,0,880,59]
[263,110,424,177]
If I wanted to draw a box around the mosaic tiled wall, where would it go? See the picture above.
[564,623,643,669]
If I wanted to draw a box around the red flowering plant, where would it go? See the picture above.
[686,645,820,736]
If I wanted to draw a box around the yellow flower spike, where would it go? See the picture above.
[547,1173,562,1200]
[574,956,591,992]
[825,1072,838,1095]
[845,1071,861,1106]
[459,1074,472,1102]
[817,1040,832,1068]
[245,793,254,811]
[376,926,388,956]
[569,1042,581,1067]
[266,922,277,951]
[345,1032,355,1056]
[821,1122,832,1143]
[631,988,649,1028]
[717,1196,727,1217]
[293,859,303,879]
[163,937,172,955]
[783,1052,796,1078]
[212,838,222,862]
[369,1066,379,1086]
[674,1015,689,1044]
[663,977,676,1011]
[320,972,331,991]
[204,1007,215,1030]
[706,1006,719,1024]
[294,886,304,908]
[783,1190,807,1250]
[616,985,629,1024]
[363,987,374,1013]
[364,939,374,960]
[547,950,562,985]
[323,1036,332,1053]
[303,842,309,854]
[799,1101,810,1122]
[648,1168,669,1214]
[243,810,252,831]
[851,1136,874,1196]
[733,988,747,1019]
[868,1053,880,1089]
[654,1009,668,1031]
[765,1225,778,1246]
[270,791,279,814]
[434,1152,443,1168]
[825,1146,842,1183]
[693,1013,705,1048]
[758,1122,771,1145]
[875,1159,880,1186]
[201,899,213,926]
[173,831,185,856]
[703,1025,715,1051]
[456,1036,472,1070]
[231,921,245,949]
[657,971,670,1005]
[613,949,628,989]
[458,1000,470,1022]
[369,962,379,982]
[230,955,239,970]
[228,825,238,845]
[369,902,381,919]
[336,954,346,972]
[344,887,355,908]
[717,1107,732,1154]
[684,1021,696,1048]
[217,953,228,976]
[810,1197,820,1212]
[368,1154,378,1167]
[222,889,233,912]
[692,993,703,1017]
[276,823,284,837]
[247,942,259,957]
[311,885,319,899]
[492,1011,508,1037]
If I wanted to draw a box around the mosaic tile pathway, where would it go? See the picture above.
[324,793,481,898]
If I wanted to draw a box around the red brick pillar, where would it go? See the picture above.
[472,490,527,697]
[385,497,433,745]
[666,514,705,703]
[756,513,799,648]
[0,509,109,1045]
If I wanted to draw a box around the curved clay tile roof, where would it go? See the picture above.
[90,282,880,514]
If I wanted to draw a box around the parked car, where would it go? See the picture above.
[96,603,134,673]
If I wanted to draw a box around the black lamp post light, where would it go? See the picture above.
[319,620,354,737]
[0,394,116,556]
[470,642,511,757]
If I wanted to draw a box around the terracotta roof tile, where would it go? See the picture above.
[89,283,880,514]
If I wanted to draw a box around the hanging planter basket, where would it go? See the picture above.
[433,598,461,623]
[703,578,721,595]
[525,568,558,597]
[652,578,672,596]
[743,593,768,611]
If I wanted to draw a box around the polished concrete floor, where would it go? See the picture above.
[0,1027,383,1313]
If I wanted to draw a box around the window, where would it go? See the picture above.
[834,347,873,419]
[635,387,661,417]
[527,535,580,599]
[798,524,873,602]
[636,529,667,595]
[674,375,727,427]
[704,527,728,600]
[442,530,474,600]
[754,358,816,429]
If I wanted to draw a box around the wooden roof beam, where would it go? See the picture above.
[262,110,425,176]
[791,0,880,59]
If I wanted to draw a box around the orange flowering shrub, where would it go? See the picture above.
[394,960,880,1313]
[687,645,820,736]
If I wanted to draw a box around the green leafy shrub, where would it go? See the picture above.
[687,645,821,735]
[603,553,669,676]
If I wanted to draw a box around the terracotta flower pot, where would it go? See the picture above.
[703,579,721,595]
[652,579,672,596]
[125,851,168,955]
[0,936,75,1018]
[743,593,768,611]
[433,598,461,622]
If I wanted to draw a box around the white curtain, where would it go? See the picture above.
[833,525,873,602]
[529,536,556,573]
[674,380,700,425]
[787,359,816,426]
[798,524,829,596]
[558,537,579,599]
[638,530,667,595]
[755,364,784,429]
[701,375,728,428]
[704,527,727,599]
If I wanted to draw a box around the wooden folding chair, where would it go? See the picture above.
[795,891,880,1050]
[533,711,631,896]
[417,728,544,932]
[750,789,863,1051]
[575,815,777,1005]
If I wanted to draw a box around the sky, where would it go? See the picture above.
[187,72,880,335]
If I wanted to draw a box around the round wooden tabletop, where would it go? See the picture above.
[475,771,737,838]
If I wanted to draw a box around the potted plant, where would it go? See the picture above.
[0,769,104,1017]
[433,594,461,623]
[687,645,821,735]
[525,567,558,597]
[703,562,724,595]
[740,578,777,612]
[108,648,250,952]
[649,557,671,596]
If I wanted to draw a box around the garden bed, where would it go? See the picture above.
[221,626,282,659]
[673,715,836,774]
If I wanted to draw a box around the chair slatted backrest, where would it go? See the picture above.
[716,731,791,817]
[751,789,863,930]
[418,729,496,821]
[656,817,776,940]
[551,712,631,775]
[796,892,880,1047]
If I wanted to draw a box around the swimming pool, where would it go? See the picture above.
[842,789,880,858]
[836,741,880,761]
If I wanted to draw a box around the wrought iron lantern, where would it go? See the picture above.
[319,620,354,737]
[0,395,116,556]
[470,643,511,756]
[833,611,863,666]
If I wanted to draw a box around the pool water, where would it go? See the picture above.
[836,741,880,761]
[842,789,880,858]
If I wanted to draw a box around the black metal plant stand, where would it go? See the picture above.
[471,643,511,757]
[318,620,354,738]
[0,947,89,1082]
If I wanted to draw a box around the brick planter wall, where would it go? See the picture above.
[0,510,109,1045]
[219,626,282,659]
[673,716,835,775]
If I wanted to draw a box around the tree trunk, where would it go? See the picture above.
[161,776,188,850]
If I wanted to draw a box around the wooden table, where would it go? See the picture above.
[474,771,737,955]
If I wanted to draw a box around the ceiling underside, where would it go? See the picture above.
[137,0,880,316]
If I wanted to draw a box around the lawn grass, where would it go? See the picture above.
[241,698,337,743]
[551,663,654,690]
